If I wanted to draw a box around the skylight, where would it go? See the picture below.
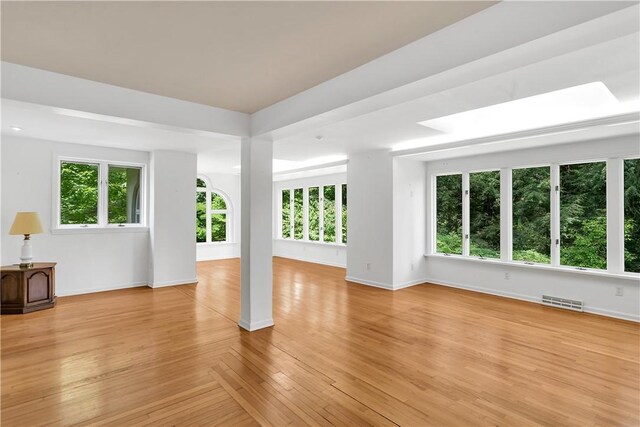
[396,82,634,152]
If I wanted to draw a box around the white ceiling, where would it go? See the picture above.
[273,32,640,162]
[0,1,494,113]
[3,29,638,173]
[1,3,638,174]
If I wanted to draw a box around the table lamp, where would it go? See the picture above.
[9,212,44,268]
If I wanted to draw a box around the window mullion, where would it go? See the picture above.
[462,173,470,257]
[607,158,624,273]
[550,164,560,266]
[289,189,294,238]
[500,168,513,261]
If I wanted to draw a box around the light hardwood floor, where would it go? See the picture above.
[2,257,638,426]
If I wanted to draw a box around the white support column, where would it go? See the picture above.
[500,168,513,261]
[239,137,274,332]
[462,172,470,256]
[607,158,625,273]
[551,164,560,266]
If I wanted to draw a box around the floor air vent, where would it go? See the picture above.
[542,295,583,312]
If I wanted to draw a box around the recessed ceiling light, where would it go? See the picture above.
[10,126,23,132]
[315,135,324,141]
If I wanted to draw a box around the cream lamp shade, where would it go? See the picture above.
[9,212,44,235]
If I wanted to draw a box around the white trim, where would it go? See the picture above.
[50,226,148,235]
[500,168,512,261]
[238,318,275,331]
[424,253,640,282]
[345,276,394,290]
[551,163,560,266]
[607,158,625,274]
[422,276,639,323]
[393,278,427,290]
[149,277,198,288]
[56,281,148,297]
[274,237,346,248]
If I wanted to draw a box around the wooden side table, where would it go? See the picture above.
[1,263,57,314]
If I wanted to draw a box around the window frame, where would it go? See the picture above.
[278,182,347,247]
[196,175,232,245]
[54,156,147,230]
[428,156,640,279]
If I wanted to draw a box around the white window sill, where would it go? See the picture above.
[424,253,640,282]
[275,238,347,248]
[51,226,149,235]
[197,241,236,246]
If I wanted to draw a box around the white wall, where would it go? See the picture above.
[273,171,347,268]
[422,135,640,321]
[1,136,150,295]
[346,150,394,287]
[196,172,241,261]
[149,150,197,287]
[393,157,427,288]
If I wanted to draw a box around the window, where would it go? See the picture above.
[560,162,607,269]
[60,161,99,225]
[625,158,640,273]
[341,184,348,244]
[211,192,227,242]
[435,174,462,255]
[108,165,142,224]
[280,183,347,244]
[282,189,291,239]
[58,159,144,227]
[294,188,304,240]
[323,185,336,243]
[512,167,551,264]
[308,187,320,241]
[469,171,500,258]
[195,177,231,243]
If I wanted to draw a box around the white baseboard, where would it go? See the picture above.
[238,318,275,331]
[56,281,148,297]
[393,278,427,290]
[345,276,426,290]
[149,277,198,288]
[275,254,346,268]
[345,276,394,290]
[423,277,639,323]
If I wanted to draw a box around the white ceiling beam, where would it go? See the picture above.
[1,62,250,137]
[251,1,638,140]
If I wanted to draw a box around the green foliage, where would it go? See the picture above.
[436,232,462,255]
[560,162,607,269]
[342,184,347,244]
[108,168,127,223]
[211,193,226,210]
[60,162,99,224]
[323,185,336,242]
[294,189,304,240]
[282,190,290,238]
[309,187,320,241]
[196,191,206,242]
[625,159,640,272]
[436,175,462,254]
[513,167,551,263]
[211,213,226,242]
[469,171,500,258]
[513,250,550,264]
